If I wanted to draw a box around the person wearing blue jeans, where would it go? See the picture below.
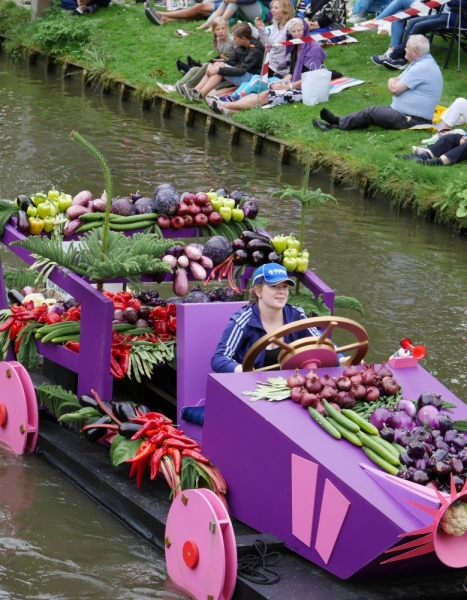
[370,0,413,52]
[375,0,466,69]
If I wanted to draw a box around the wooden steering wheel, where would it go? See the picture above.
[242,317,369,372]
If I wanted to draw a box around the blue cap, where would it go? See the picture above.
[252,263,295,286]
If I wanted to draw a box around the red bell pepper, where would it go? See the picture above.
[45,312,62,325]
[126,298,141,311]
[150,307,167,320]
[167,317,177,334]
[64,341,80,353]
[165,303,177,318]
[113,302,127,312]
[116,291,132,303]
[153,320,167,335]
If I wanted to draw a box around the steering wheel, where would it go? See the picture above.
[242,317,369,372]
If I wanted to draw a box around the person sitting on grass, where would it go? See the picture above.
[371,0,467,70]
[196,0,270,30]
[435,98,467,131]
[255,0,296,77]
[369,0,416,63]
[144,0,270,26]
[206,18,327,114]
[175,18,236,100]
[312,34,442,132]
[61,0,109,15]
[399,133,467,166]
[183,22,265,103]
[304,0,347,34]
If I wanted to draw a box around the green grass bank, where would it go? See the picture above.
[2,0,467,226]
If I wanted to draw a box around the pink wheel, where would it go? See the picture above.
[165,488,237,600]
[0,361,38,454]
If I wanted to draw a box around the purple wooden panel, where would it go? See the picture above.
[202,364,467,578]
[37,341,79,372]
[176,302,244,429]
[2,223,114,400]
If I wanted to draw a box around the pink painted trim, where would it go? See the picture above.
[315,479,350,564]
[291,455,319,547]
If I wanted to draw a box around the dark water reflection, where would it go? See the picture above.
[1,51,467,597]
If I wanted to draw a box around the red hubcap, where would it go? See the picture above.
[182,540,199,568]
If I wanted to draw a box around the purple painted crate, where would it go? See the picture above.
[202,364,467,579]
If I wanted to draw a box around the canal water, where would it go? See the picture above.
[1,51,467,597]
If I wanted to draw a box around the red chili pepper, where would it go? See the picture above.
[150,447,167,480]
[165,303,177,318]
[131,419,163,440]
[150,307,167,320]
[10,305,23,314]
[64,307,80,321]
[145,412,172,423]
[0,316,14,333]
[136,454,150,489]
[163,437,201,450]
[129,461,138,479]
[167,317,177,334]
[64,341,80,353]
[167,447,181,474]
[153,320,167,335]
[111,355,124,379]
[120,350,130,376]
[126,298,141,311]
[44,313,62,325]
[149,430,170,446]
[181,449,211,464]
[9,320,24,340]
[103,291,115,300]
[126,441,155,464]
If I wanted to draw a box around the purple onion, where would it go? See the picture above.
[49,304,65,316]
[114,309,124,321]
[369,407,393,431]
[417,405,439,429]
[135,319,149,329]
[395,399,417,419]
[389,411,415,432]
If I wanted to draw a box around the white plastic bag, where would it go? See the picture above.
[301,68,332,106]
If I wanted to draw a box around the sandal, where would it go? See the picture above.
[144,4,163,25]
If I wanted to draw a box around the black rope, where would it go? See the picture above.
[237,539,282,585]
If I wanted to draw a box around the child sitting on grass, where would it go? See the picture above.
[182,22,264,102]
[176,18,236,99]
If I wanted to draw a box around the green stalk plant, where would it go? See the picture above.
[274,150,337,294]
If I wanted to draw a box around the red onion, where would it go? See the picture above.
[389,411,415,431]
[349,373,363,386]
[395,399,417,419]
[304,376,322,394]
[305,369,317,380]
[343,365,359,378]
[417,405,441,428]
[370,407,394,431]
[135,319,149,329]
[351,384,367,399]
[381,377,398,396]
[336,391,355,409]
[330,402,341,412]
[290,386,304,403]
[301,393,320,408]
[314,401,326,415]
[361,370,378,387]
[336,376,351,392]
[287,369,305,389]
[319,386,338,400]
[365,386,380,402]
[114,309,124,321]
[377,362,393,378]
[319,374,336,389]
[21,286,36,296]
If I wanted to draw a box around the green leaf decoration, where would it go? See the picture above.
[0,200,19,237]
[291,287,331,317]
[456,206,467,218]
[180,456,216,492]
[453,419,467,432]
[334,295,364,316]
[15,321,42,369]
[4,269,37,292]
[110,434,143,466]
[0,310,12,361]
[36,383,82,419]
[11,228,175,288]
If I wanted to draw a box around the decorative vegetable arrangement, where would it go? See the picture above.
[13,190,75,236]
[271,234,309,273]
[57,388,227,506]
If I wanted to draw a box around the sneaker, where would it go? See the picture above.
[348,15,367,23]
[187,55,202,68]
[181,84,193,100]
[383,58,408,70]
[312,118,332,132]
[205,96,214,109]
[371,51,392,65]
[412,145,430,156]
[144,4,163,25]
[175,82,186,97]
[176,59,190,74]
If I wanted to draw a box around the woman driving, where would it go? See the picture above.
[211,263,322,373]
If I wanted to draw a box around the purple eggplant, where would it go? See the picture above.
[412,470,431,485]
[453,437,467,450]
[408,441,425,459]
[444,429,457,444]
[17,210,30,233]
[450,458,464,475]
[241,196,258,219]
[433,448,449,461]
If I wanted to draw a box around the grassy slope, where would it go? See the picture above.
[2,0,467,223]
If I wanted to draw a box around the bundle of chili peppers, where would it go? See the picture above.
[204,254,242,294]
[0,302,49,353]
[78,389,227,506]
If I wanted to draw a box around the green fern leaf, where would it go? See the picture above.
[334,295,364,316]
[0,200,19,237]
[3,270,37,292]
[36,383,82,419]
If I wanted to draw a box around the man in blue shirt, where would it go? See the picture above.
[312,35,443,132]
